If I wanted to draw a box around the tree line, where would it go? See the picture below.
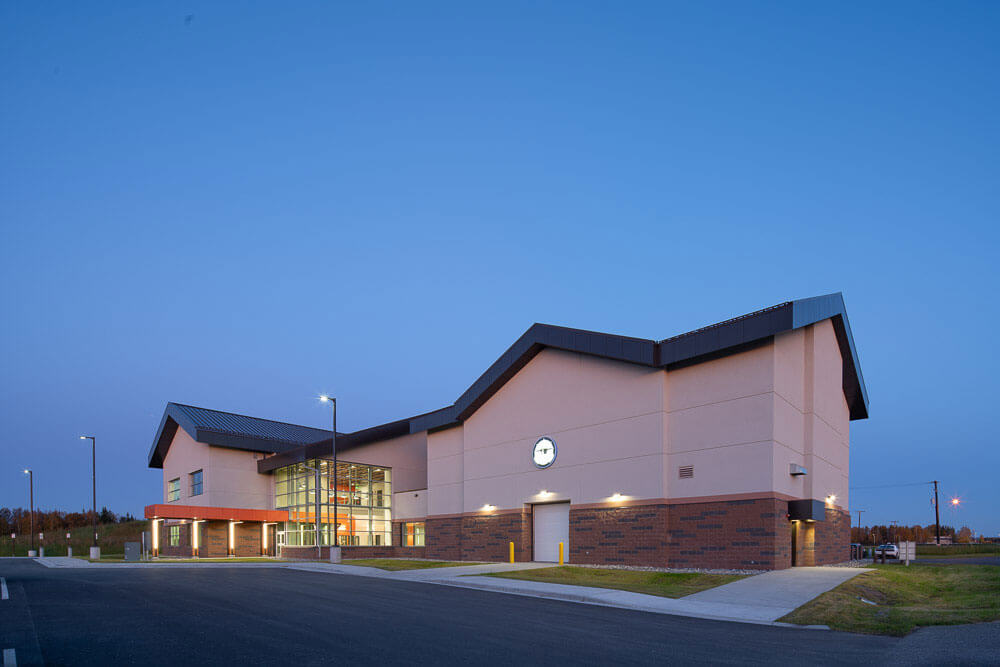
[851,523,977,544]
[0,507,138,536]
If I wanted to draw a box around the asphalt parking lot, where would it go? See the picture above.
[1,559,997,666]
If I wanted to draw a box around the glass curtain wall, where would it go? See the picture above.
[274,460,391,547]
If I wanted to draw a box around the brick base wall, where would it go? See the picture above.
[156,521,265,558]
[424,497,850,570]
[462,510,532,562]
[281,545,426,560]
[158,522,193,558]
[425,517,463,560]
[814,508,850,565]
[668,498,791,570]
[571,505,670,566]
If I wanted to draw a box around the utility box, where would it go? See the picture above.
[124,542,141,562]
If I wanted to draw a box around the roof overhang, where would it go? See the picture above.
[787,499,827,522]
[144,504,288,522]
[147,403,331,469]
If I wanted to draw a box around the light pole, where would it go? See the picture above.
[319,396,338,550]
[80,436,97,548]
[24,469,34,553]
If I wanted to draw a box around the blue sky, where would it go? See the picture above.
[2,2,997,536]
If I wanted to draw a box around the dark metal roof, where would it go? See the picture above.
[147,403,334,469]
[152,293,868,472]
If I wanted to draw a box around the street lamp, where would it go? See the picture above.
[80,436,97,549]
[951,497,961,507]
[23,469,34,553]
[319,396,338,551]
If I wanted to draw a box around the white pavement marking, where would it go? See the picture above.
[0,577,7,600]
[2,648,15,666]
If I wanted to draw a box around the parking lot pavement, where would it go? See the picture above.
[0,558,901,666]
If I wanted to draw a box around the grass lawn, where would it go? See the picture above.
[484,566,745,598]
[342,559,467,571]
[780,564,1000,636]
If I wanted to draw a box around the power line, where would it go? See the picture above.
[849,481,933,491]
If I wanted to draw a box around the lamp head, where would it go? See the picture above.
[319,395,331,403]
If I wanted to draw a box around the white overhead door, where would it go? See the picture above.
[533,502,570,563]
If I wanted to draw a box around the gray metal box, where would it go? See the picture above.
[124,542,141,562]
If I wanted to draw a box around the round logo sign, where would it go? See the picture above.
[532,437,557,468]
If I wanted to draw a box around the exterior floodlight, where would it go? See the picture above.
[951,497,960,506]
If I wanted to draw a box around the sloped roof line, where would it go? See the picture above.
[152,292,868,471]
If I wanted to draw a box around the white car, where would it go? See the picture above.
[875,544,899,559]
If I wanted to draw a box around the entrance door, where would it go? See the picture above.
[790,522,798,567]
[533,502,570,562]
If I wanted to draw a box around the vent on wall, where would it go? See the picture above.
[678,465,694,479]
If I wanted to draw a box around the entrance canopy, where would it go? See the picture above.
[144,504,288,523]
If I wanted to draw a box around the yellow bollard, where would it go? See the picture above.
[559,541,564,565]
[509,541,515,563]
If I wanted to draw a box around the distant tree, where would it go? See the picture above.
[956,526,974,543]
[99,507,116,524]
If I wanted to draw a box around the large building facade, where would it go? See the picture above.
[145,293,867,569]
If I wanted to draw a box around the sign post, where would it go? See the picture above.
[899,541,916,566]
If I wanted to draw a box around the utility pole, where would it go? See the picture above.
[856,509,865,542]
[933,480,941,545]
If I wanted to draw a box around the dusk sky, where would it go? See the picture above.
[2,2,997,536]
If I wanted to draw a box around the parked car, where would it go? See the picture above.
[875,544,899,559]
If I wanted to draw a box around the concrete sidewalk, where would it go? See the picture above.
[438,566,869,625]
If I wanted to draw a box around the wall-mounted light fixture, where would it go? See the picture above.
[481,504,496,512]
[825,494,837,505]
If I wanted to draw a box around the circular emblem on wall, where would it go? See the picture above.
[532,437,557,469]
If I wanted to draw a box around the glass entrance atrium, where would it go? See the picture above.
[275,459,391,546]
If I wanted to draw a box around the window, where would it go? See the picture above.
[190,470,203,496]
[169,525,180,547]
[403,522,425,547]
[167,478,180,502]
[276,460,392,547]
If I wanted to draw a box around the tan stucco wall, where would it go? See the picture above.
[161,426,272,510]
[393,490,427,520]
[665,342,776,499]
[338,430,427,494]
[429,348,668,515]
[773,320,850,509]
[426,320,852,517]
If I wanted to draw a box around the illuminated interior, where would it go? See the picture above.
[274,459,391,546]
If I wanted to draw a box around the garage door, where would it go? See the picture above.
[533,502,570,563]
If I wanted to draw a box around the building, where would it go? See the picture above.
[145,292,867,569]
